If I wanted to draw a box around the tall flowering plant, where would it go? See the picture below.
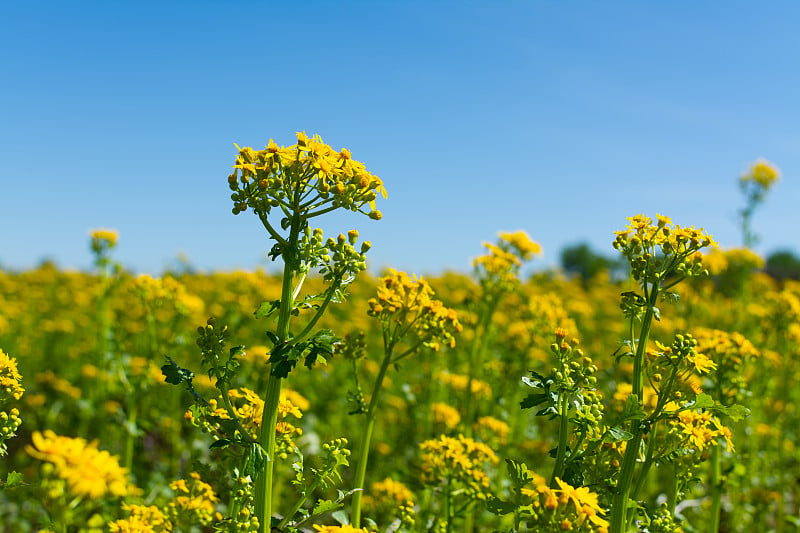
[163,132,385,532]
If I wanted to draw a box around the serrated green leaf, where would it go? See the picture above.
[209,439,231,450]
[312,499,342,517]
[254,300,281,319]
[487,497,516,516]
[623,394,646,420]
[161,357,194,385]
[3,471,23,489]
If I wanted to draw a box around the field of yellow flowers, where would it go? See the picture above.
[0,135,796,533]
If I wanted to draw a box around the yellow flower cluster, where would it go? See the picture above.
[229,131,386,220]
[419,434,499,494]
[108,504,170,533]
[367,269,462,351]
[0,349,24,401]
[313,525,372,533]
[671,409,734,453]
[694,328,759,402]
[473,231,541,289]
[187,388,304,457]
[473,416,511,446]
[89,228,118,253]
[431,402,461,430]
[26,430,135,499]
[702,247,765,276]
[613,214,716,284]
[741,159,780,189]
[367,477,415,507]
[521,476,609,532]
[436,371,492,398]
[166,472,221,526]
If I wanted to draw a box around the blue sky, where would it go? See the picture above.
[2,1,798,275]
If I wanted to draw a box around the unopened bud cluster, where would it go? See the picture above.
[550,330,603,427]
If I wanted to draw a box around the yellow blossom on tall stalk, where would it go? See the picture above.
[167,131,388,532]
[610,215,716,533]
[349,269,462,527]
[466,231,541,449]
[738,158,780,248]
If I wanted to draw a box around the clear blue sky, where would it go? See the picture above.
[2,1,798,275]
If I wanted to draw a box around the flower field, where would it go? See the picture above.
[0,135,796,532]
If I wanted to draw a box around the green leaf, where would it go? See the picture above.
[623,394,646,421]
[161,357,194,385]
[605,426,633,442]
[520,392,551,410]
[312,499,342,517]
[487,497,516,516]
[3,471,23,489]
[693,393,714,409]
[505,458,532,488]
[331,509,350,526]
[722,404,750,421]
[209,439,231,450]
[254,300,281,319]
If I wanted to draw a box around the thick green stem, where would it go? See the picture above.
[666,464,679,515]
[550,392,571,486]
[351,350,393,527]
[255,220,299,533]
[611,284,659,533]
[610,426,643,533]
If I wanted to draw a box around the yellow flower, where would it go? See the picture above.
[741,158,780,189]
[554,477,609,528]
[0,349,24,401]
[109,504,171,532]
[431,402,461,430]
[313,526,371,533]
[90,228,118,252]
[26,430,135,499]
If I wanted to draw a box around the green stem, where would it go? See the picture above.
[630,422,659,501]
[465,298,496,434]
[549,391,571,486]
[445,478,453,533]
[611,283,659,533]
[351,347,394,527]
[709,445,722,533]
[255,218,299,533]
[666,464,679,515]
[610,426,643,533]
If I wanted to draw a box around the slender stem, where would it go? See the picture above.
[351,345,394,527]
[709,445,722,533]
[465,297,497,434]
[445,478,453,533]
[631,422,659,500]
[550,391,571,486]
